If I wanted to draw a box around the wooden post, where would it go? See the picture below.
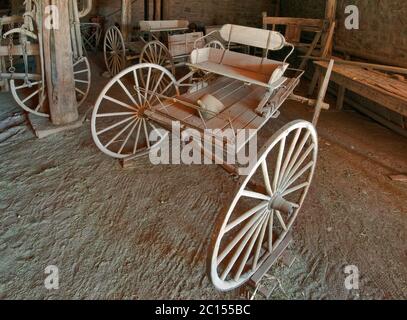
[42,0,78,125]
[154,0,162,20]
[308,0,337,96]
[121,0,132,42]
[323,0,336,56]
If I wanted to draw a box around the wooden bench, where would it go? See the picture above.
[311,60,407,118]
[188,24,289,89]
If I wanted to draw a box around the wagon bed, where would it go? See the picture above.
[146,74,300,151]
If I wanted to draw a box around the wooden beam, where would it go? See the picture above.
[121,0,132,42]
[263,17,325,29]
[301,56,407,75]
[42,0,78,125]
[325,0,337,22]
[312,59,334,126]
[0,44,39,56]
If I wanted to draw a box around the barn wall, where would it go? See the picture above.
[280,0,407,67]
[281,0,407,130]
[92,0,273,28]
[164,0,272,27]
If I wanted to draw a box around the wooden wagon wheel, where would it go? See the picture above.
[9,56,91,118]
[73,56,91,107]
[91,63,178,159]
[10,77,48,117]
[140,40,175,75]
[209,120,318,291]
[104,26,126,76]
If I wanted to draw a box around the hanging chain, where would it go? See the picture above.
[7,33,15,73]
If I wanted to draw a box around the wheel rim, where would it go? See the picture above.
[73,56,91,107]
[104,26,125,76]
[140,41,175,75]
[10,77,49,117]
[91,63,179,159]
[209,120,318,291]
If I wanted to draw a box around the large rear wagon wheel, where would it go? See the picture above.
[209,120,318,291]
[91,63,179,159]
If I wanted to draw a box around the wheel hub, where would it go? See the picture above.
[268,194,296,215]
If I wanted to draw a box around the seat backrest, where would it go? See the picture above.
[219,24,286,51]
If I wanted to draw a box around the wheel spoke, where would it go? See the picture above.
[272,137,286,191]
[268,210,274,252]
[133,70,143,107]
[252,210,270,270]
[278,128,302,186]
[275,210,287,231]
[133,119,143,153]
[119,119,140,154]
[241,190,270,201]
[225,202,268,233]
[117,79,139,108]
[74,69,88,75]
[97,115,135,135]
[15,81,41,90]
[284,131,311,183]
[281,182,310,197]
[104,95,138,112]
[217,209,265,265]
[74,79,89,84]
[282,144,315,189]
[234,213,268,281]
[220,212,266,281]
[283,160,314,192]
[22,88,40,103]
[148,71,165,104]
[143,119,151,148]
[105,118,138,148]
[144,67,152,104]
[96,112,136,118]
[147,120,166,140]
[261,161,273,196]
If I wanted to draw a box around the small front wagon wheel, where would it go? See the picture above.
[91,63,179,159]
[209,120,318,291]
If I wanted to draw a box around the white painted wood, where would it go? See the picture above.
[189,48,288,88]
[91,63,178,159]
[104,26,126,76]
[139,20,189,32]
[219,24,286,50]
[208,120,318,291]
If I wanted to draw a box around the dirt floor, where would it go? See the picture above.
[0,56,406,300]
